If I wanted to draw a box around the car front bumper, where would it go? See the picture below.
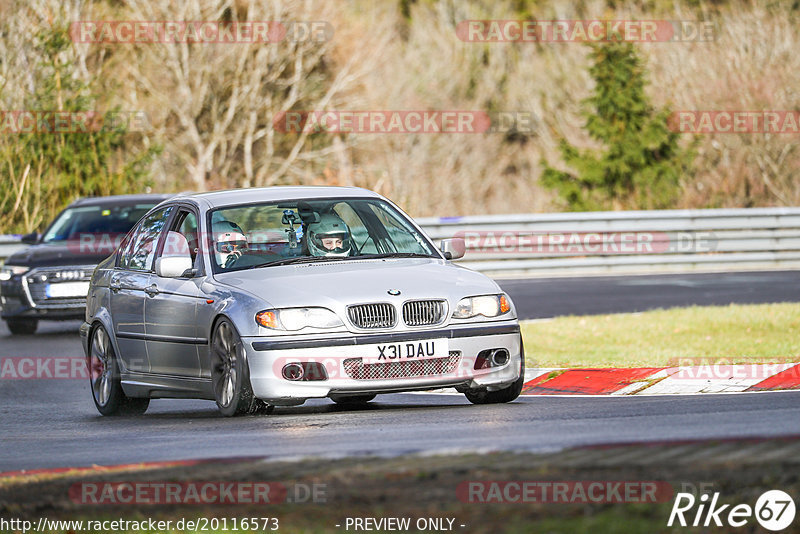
[243,322,522,404]
[1,274,89,321]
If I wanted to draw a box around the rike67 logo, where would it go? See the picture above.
[668,490,796,531]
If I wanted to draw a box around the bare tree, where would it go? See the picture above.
[118,0,387,192]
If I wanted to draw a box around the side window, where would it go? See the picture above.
[178,211,199,262]
[118,206,173,271]
[161,209,199,263]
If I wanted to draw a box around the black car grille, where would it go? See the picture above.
[402,300,446,326]
[343,351,461,380]
[347,303,396,329]
[25,266,93,309]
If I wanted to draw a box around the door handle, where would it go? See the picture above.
[110,281,121,293]
[144,284,159,297]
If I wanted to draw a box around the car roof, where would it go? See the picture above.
[174,186,382,209]
[70,193,175,208]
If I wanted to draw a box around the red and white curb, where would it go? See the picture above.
[520,363,800,396]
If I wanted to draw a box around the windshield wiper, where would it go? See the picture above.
[250,252,434,269]
[251,255,352,269]
[359,252,436,259]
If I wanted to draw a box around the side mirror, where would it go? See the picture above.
[439,238,466,260]
[155,255,193,278]
[21,232,38,245]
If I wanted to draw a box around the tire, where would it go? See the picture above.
[89,324,149,416]
[465,336,525,405]
[210,318,272,416]
[6,318,38,335]
[330,393,377,405]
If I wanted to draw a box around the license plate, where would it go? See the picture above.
[45,281,90,298]
[362,338,449,365]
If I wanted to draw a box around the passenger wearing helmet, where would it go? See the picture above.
[306,213,352,257]
[213,220,248,268]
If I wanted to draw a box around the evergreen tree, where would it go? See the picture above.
[541,41,694,211]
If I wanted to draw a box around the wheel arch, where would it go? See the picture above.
[87,311,119,362]
[207,313,252,367]
[209,313,238,342]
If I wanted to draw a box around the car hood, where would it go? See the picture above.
[213,258,501,308]
[4,241,116,268]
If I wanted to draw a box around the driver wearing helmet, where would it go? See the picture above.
[306,213,353,257]
[213,220,248,268]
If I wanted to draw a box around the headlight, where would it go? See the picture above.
[256,307,343,331]
[52,269,91,281]
[21,268,93,284]
[452,294,511,319]
[0,265,29,281]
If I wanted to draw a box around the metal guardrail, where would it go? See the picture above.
[0,236,27,266]
[416,207,800,275]
[3,207,800,276]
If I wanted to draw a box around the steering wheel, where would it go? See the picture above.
[223,250,243,268]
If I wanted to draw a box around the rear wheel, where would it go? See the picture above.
[6,318,38,335]
[465,337,525,405]
[211,319,273,416]
[330,393,376,406]
[89,325,149,416]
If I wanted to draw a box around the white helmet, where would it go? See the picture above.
[306,213,352,257]
[213,220,247,267]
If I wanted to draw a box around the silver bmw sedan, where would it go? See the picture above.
[80,186,524,416]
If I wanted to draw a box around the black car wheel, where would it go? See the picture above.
[211,319,273,416]
[89,324,149,416]
[465,336,526,405]
[6,318,38,335]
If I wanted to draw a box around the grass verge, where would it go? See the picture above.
[520,303,800,368]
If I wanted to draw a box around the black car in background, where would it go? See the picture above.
[0,194,173,335]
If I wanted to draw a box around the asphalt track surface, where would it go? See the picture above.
[2,270,799,471]
[497,269,800,319]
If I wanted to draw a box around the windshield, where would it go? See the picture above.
[208,198,439,272]
[42,204,159,243]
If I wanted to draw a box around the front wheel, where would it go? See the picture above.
[465,338,525,405]
[211,319,272,416]
[89,325,149,416]
[6,318,38,335]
